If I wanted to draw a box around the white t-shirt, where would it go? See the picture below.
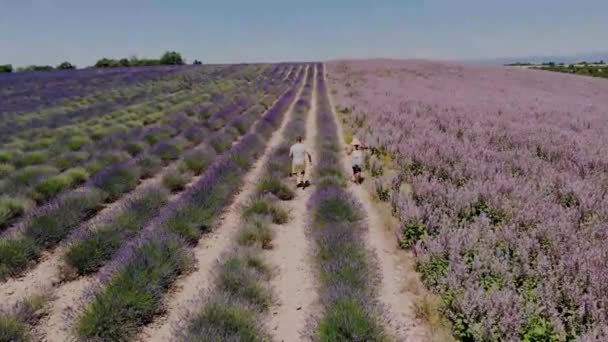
[290,143,307,165]
[351,149,363,167]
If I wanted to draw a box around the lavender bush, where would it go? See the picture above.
[328,59,608,340]
[307,64,386,341]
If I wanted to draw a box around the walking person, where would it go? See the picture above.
[289,136,312,188]
[346,137,368,184]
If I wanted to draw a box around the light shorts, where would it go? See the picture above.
[292,163,305,175]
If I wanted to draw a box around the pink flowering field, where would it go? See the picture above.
[327,59,608,341]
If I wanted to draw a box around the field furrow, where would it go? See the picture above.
[264,64,319,341]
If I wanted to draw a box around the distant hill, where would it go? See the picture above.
[477,51,608,65]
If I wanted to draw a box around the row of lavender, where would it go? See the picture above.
[0,65,289,232]
[74,66,307,341]
[307,64,387,340]
[0,64,290,140]
[0,65,232,141]
[327,60,608,340]
[178,65,315,341]
[0,64,205,118]
[0,65,298,281]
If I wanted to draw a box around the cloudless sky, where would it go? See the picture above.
[1,0,607,67]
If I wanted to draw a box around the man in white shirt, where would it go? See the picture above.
[289,136,312,188]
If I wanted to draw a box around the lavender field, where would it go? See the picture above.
[0,63,310,341]
[3,58,605,342]
[328,59,608,340]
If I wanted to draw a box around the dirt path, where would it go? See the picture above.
[265,67,319,341]
[324,64,431,341]
[136,66,310,342]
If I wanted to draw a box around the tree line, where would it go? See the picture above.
[1,51,202,73]
[0,61,76,73]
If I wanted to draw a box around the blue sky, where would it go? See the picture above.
[1,0,607,66]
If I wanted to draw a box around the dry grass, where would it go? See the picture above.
[414,294,455,342]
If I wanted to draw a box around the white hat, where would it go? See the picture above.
[351,137,362,146]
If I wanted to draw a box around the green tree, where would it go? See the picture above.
[193,60,203,65]
[95,58,114,68]
[160,51,184,65]
[19,65,54,72]
[0,64,12,73]
[57,61,76,70]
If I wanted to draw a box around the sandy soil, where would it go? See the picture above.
[265,67,319,341]
[325,64,432,341]
[136,66,311,342]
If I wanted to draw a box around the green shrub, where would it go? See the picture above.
[0,197,32,229]
[76,236,190,341]
[53,151,90,170]
[0,237,39,280]
[256,178,294,200]
[33,175,71,201]
[97,151,131,168]
[179,149,213,175]
[64,229,121,276]
[125,142,145,156]
[417,255,449,287]
[401,220,426,248]
[218,255,273,309]
[0,163,15,178]
[29,137,54,150]
[162,169,190,192]
[143,129,174,145]
[152,142,181,163]
[164,204,213,243]
[519,314,558,342]
[24,189,105,247]
[93,165,140,201]
[315,197,359,224]
[243,198,289,225]
[209,135,232,154]
[137,155,163,179]
[186,302,264,341]
[0,150,13,163]
[14,151,46,168]
[67,136,91,151]
[64,187,167,275]
[63,167,90,184]
[84,160,103,175]
[317,298,386,342]
[9,165,59,189]
[0,315,28,342]
[237,219,273,249]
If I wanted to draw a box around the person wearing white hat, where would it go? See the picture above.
[346,136,368,184]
